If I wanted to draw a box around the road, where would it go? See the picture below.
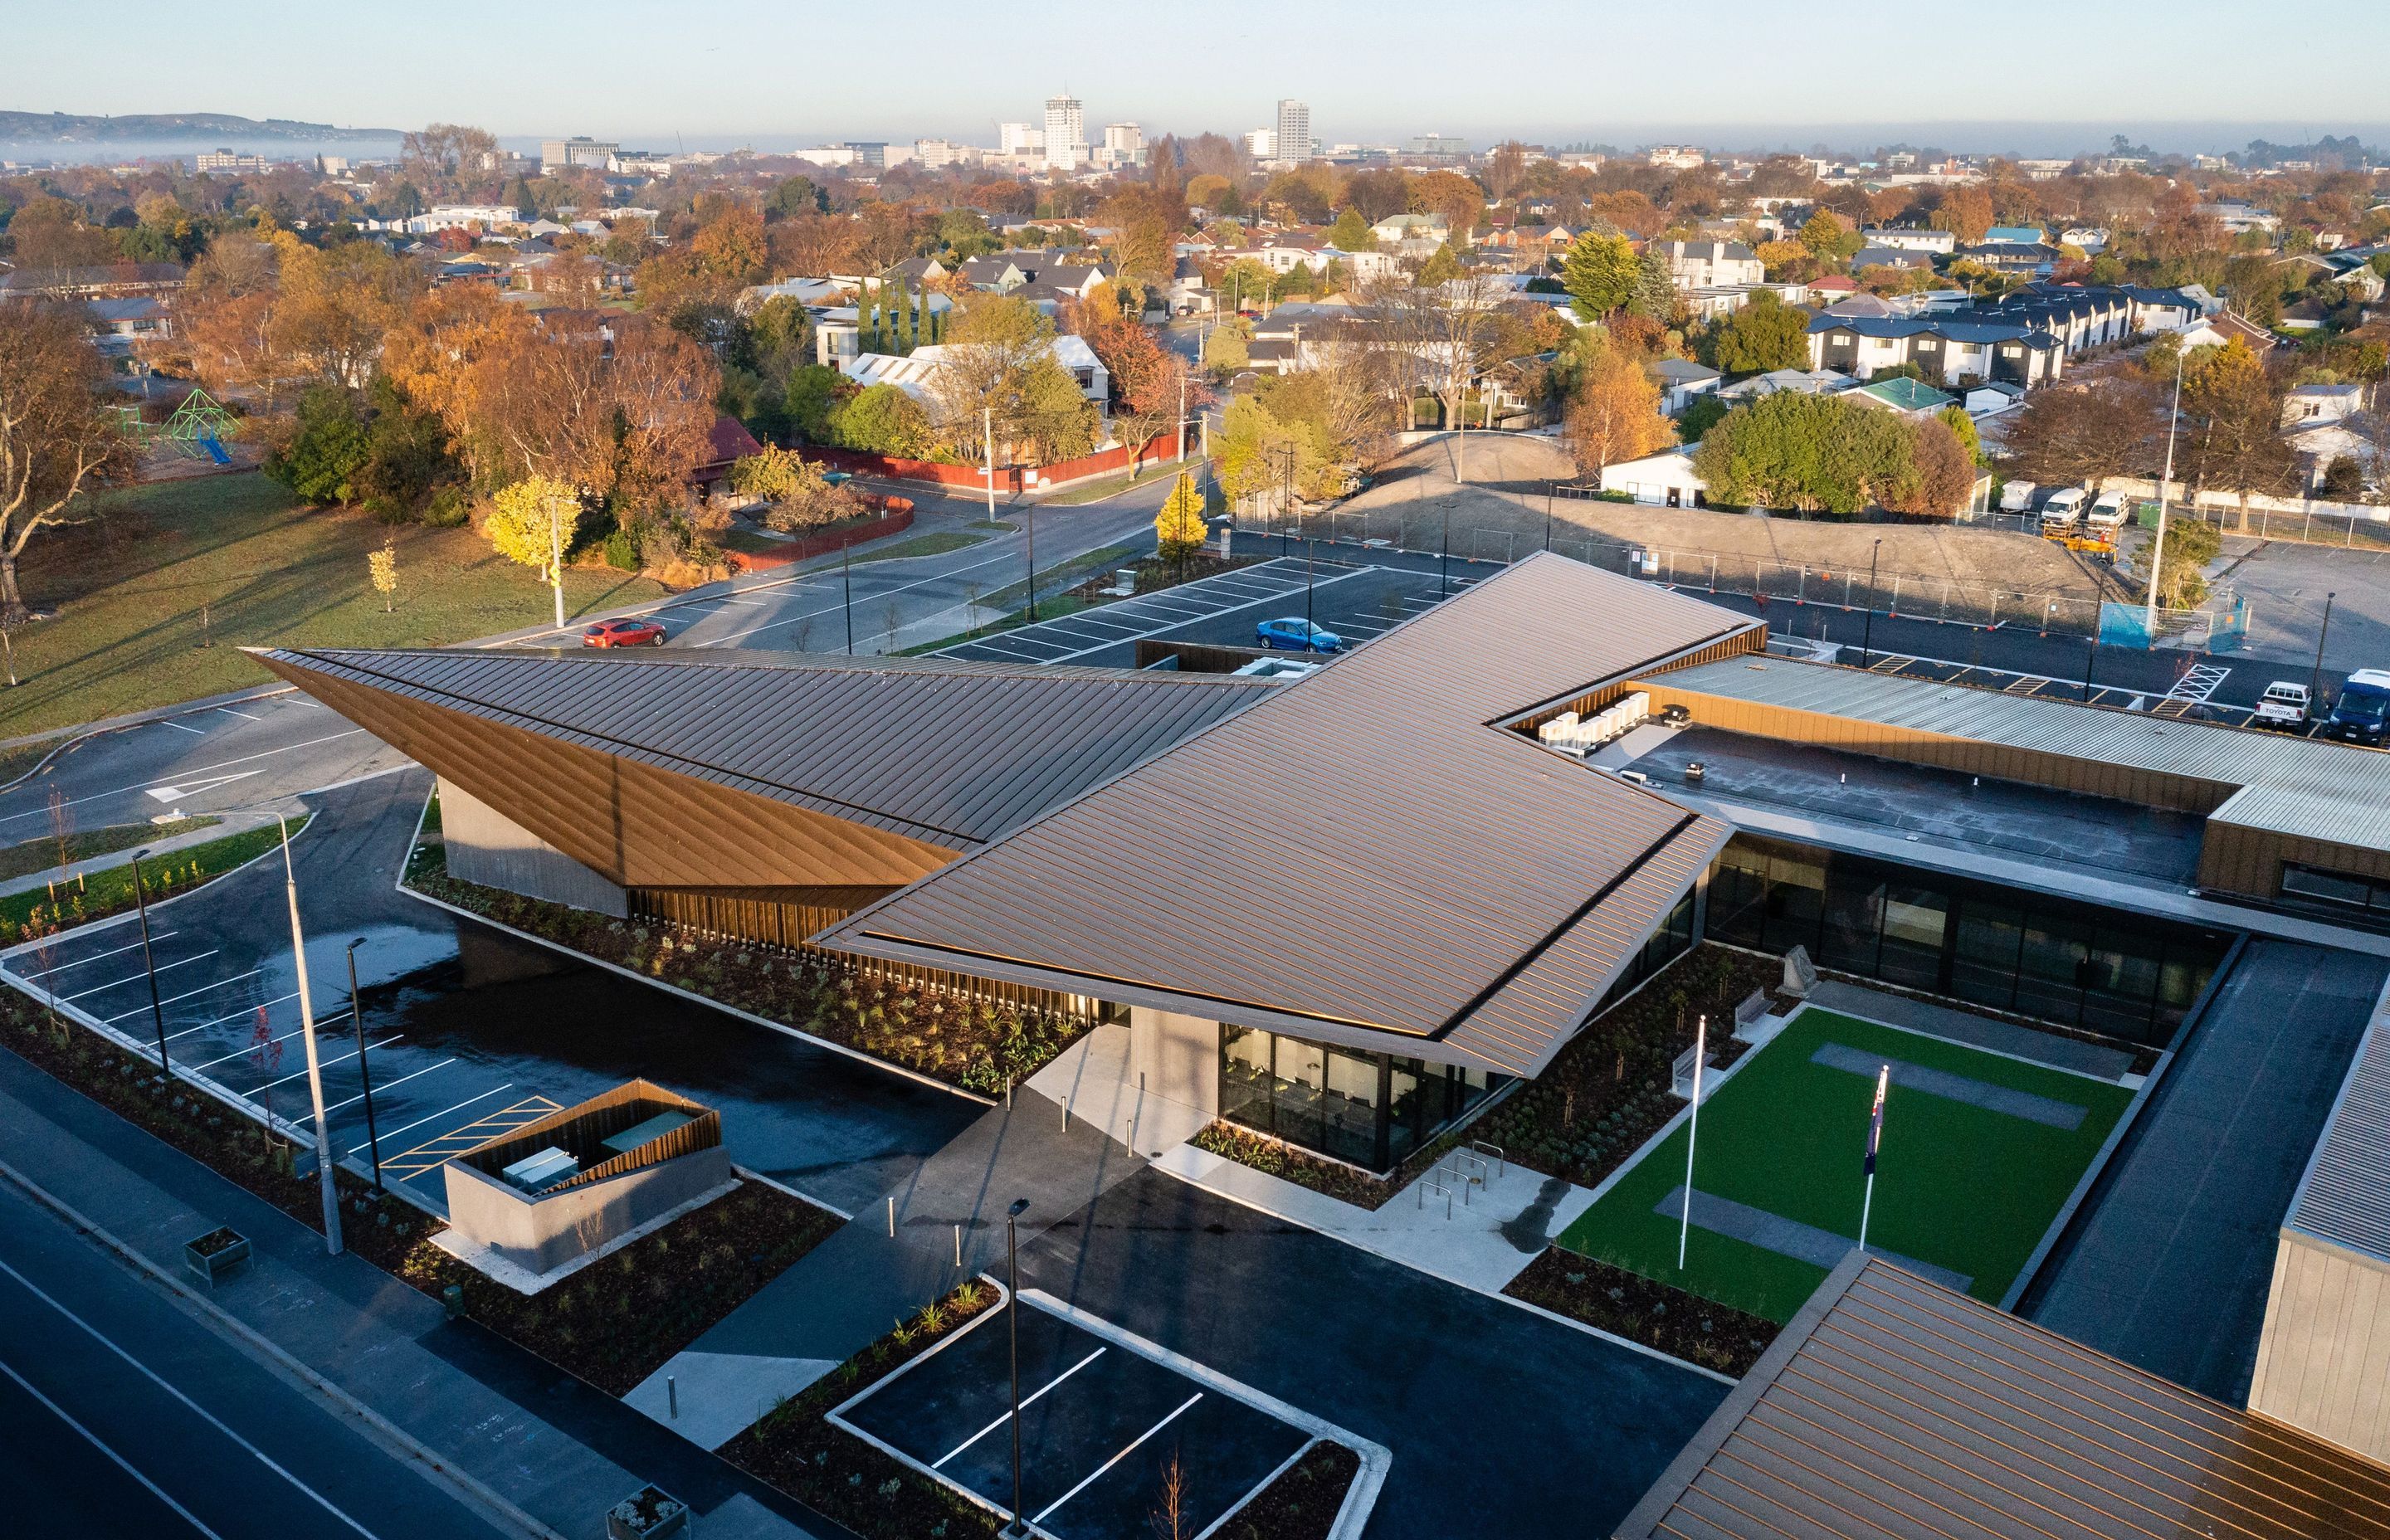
[0,1174,519,1540]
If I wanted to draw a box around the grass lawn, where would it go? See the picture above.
[851,529,988,563]
[0,474,671,738]
[1555,1006,2133,1323]
[1,816,305,943]
[0,816,216,883]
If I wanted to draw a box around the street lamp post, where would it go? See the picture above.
[1544,480,1554,553]
[841,540,855,655]
[546,492,567,633]
[345,938,383,1192]
[2144,345,2187,642]
[279,816,343,1255]
[1859,539,1882,669]
[129,850,169,1075]
[1024,501,1039,625]
[1005,1197,1032,1538]
[2311,590,2338,709]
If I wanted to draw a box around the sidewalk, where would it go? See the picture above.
[0,809,282,900]
[0,1040,845,1540]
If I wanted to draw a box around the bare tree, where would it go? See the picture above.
[0,302,128,621]
[1361,273,1507,481]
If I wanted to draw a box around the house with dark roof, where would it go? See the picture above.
[1654,240,1764,289]
[1957,240,2061,276]
[1807,314,2066,387]
[1851,243,1934,271]
[1650,358,1722,415]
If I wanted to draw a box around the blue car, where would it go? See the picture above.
[1256,616,1343,654]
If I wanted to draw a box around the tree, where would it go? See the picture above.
[1929,186,1996,244]
[1563,231,1638,320]
[785,364,851,442]
[729,445,809,502]
[0,303,127,621]
[1710,293,1812,376]
[2321,455,2366,500]
[831,383,942,459]
[2183,338,2298,519]
[456,313,718,512]
[1202,319,1250,376]
[485,476,581,591]
[265,384,371,504]
[2000,375,2158,491]
[1936,404,1986,466]
[1155,471,1207,561]
[1691,392,1918,514]
[1417,243,1464,285]
[1797,210,1861,265]
[1887,416,1977,518]
[1409,170,1485,244]
[368,539,398,612]
[1329,208,1378,253]
[1627,249,1677,323]
[1563,348,1676,472]
[1081,314,1200,466]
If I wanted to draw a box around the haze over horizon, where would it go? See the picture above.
[5,0,2386,158]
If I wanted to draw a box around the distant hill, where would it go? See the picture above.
[0,111,402,144]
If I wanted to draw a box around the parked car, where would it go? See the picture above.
[2254,681,2314,731]
[1256,617,1343,654]
[2085,490,2129,530]
[2324,669,2390,745]
[2039,487,2088,530]
[581,618,668,649]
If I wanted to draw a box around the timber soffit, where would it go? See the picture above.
[819,556,1758,1077]
[1615,1256,2390,1540]
[251,646,1281,851]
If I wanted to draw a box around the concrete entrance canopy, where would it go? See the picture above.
[821,557,1763,1077]
[249,646,1281,895]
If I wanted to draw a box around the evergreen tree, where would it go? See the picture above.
[1156,470,1207,561]
[1563,231,1639,320]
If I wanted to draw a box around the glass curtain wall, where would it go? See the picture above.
[1221,1027,1503,1172]
[1706,835,2228,1046]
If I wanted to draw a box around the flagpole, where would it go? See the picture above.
[1858,1064,1888,1254]
[1678,1015,1705,1270]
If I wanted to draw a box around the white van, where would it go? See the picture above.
[2040,487,2088,531]
[2086,490,2129,531]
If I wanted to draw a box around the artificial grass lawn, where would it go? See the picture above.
[0,474,670,738]
[1555,1006,2134,1323]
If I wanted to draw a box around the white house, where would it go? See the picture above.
[1651,358,1722,416]
[1655,240,1763,289]
[2282,383,2368,428]
[841,333,1110,410]
[1597,449,1706,507]
[1857,227,1956,255]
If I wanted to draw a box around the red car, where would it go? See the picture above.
[580,618,667,649]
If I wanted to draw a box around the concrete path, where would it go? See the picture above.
[2022,939,2390,1400]
[1650,1184,1973,1292]
[1810,1040,2091,1128]
[1806,979,2137,1080]
[0,1040,840,1539]
[0,810,280,900]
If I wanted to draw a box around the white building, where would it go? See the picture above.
[195,149,272,173]
[1858,227,1956,255]
[914,139,970,170]
[407,205,528,234]
[1597,450,1706,507]
[1044,95,1085,171]
[1275,100,1312,163]
[540,137,617,175]
[1243,128,1277,160]
[1655,240,1764,289]
[1097,122,1145,168]
[840,333,1110,412]
[1646,145,1707,169]
[997,122,1042,155]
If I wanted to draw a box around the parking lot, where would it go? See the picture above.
[938,555,1471,667]
[835,1291,1334,1540]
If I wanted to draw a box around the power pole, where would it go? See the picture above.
[1175,370,1188,463]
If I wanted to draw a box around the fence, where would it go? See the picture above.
[794,430,1191,497]
[2100,477,2390,553]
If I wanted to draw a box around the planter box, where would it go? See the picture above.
[606,1484,689,1540]
[183,1226,251,1287]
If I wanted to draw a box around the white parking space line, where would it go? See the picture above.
[932,1348,1106,1469]
[216,706,262,723]
[0,1257,385,1540]
[189,1022,314,1072]
[104,970,264,1022]
[0,1357,227,1539]
[167,992,300,1044]
[7,934,179,982]
[326,1058,455,1114]
[1036,567,1383,665]
[1032,1392,1204,1525]
[352,1084,514,1155]
[241,1038,399,1096]
[158,719,207,736]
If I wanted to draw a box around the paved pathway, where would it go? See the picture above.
[0,1040,842,1539]
[2023,938,2389,1400]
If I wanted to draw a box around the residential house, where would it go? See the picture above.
[840,333,1110,412]
[1596,449,1706,505]
[1847,376,1958,417]
[1655,240,1764,289]
[2197,201,2280,234]
[1857,227,1955,255]
[1957,241,2061,277]
[2279,296,2332,333]
[0,261,186,300]
[2120,285,2212,332]
[1808,314,2066,387]
[1715,368,1856,402]
[1370,212,1448,257]
[1682,280,1810,322]
[2282,383,2368,427]
[692,416,764,500]
[1651,358,1722,416]
[2283,412,2384,495]
[1851,245,1935,271]
[86,295,170,358]
[1807,276,1861,305]
[1983,224,2046,245]
[1962,381,2027,418]
[2175,309,2278,354]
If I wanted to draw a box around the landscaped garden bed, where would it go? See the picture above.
[1192,1121,1403,1208]
[0,991,842,1396]
[1215,1440,1360,1540]
[1505,1249,1779,1378]
[1,816,303,945]
[720,1283,1007,1539]
[403,813,1085,1096]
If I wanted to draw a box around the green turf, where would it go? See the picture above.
[1554,1006,2134,1323]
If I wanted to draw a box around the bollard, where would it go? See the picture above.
[954,1224,962,1267]
[442,1284,465,1320]
[668,1376,678,1420]
[887,1195,895,1237]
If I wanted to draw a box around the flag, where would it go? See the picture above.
[1863,1065,1888,1176]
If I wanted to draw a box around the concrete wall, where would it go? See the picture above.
[444,1144,734,1277]
[1129,1006,1222,1118]
[440,776,628,918]
[2248,1229,2390,1460]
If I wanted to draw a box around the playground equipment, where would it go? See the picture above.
[142,387,241,463]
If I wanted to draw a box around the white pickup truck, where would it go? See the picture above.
[2254,680,2314,731]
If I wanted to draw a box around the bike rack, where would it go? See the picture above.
[1417,1175,1455,1219]
[1471,1140,1506,1179]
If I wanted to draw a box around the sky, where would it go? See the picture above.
[6,0,2389,158]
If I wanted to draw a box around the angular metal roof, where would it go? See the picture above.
[254,647,1280,851]
[2281,984,2390,1265]
[820,556,1755,1076]
[1648,655,2390,857]
[1618,1256,2390,1540]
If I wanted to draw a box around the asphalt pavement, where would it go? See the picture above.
[0,1174,519,1540]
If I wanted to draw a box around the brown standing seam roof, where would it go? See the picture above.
[1615,1255,2390,1540]
[251,647,1280,851]
[819,555,1753,1075]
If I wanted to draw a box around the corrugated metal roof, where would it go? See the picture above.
[2284,986,2390,1263]
[256,647,1279,850]
[1649,655,2390,854]
[1617,1257,2390,1540]
[821,556,1756,1076]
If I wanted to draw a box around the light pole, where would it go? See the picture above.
[841,540,855,655]
[280,816,343,1255]
[1023,500,1039,625]
[345,938,383,1193]
[129,849,169,1075]
[1858,539,1881,668]
[1544,480,1554,553]
[2144,344,2186,642]
[2311,590,2337,710]
[983,406,997,521]
[545,490,567,633]
[1005,1196,1031,1538]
